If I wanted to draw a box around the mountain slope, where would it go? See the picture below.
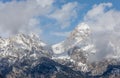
[52,23,96,72]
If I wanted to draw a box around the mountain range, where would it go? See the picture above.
[0,23,120,78]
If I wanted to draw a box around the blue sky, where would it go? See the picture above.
[0,0,120,44]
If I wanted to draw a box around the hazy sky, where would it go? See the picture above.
[0,0,120,45]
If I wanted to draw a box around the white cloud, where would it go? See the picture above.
[36,0,54,7]
[0,0,79,38]
[84,3,120,60]
[51,31,70,37]
[0,0,55,37]
[49,2,78,29]
[85,3,112,20]
[84,3,120,33]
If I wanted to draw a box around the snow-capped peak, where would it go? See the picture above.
[52,23,91,55]
[52,23,96,72]
[0,33,50,64]
[75,23,90,33]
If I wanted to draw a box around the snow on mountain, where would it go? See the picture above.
[52,41,64,54]
[0,23,96,66]
[52,23,96,72]
[52,23,96,57]
[52,23,91,55]
[0,23,120,77]
[0,33,51,64]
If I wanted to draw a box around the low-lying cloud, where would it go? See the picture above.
[84,3,120,61]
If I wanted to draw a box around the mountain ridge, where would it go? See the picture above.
[0,23,120,78]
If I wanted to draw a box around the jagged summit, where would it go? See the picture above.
[0,33,52,64]
[52,23,95,56]
[52,23,96,72]
[52,23,91,55]
[77,23,90,30]
[0,33,46,48]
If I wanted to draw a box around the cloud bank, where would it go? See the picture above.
[0,0,78,37]
[0,0,52,37]
[84,3,120,61]
[50,2,78,29]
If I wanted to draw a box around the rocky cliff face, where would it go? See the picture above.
[4,57,86,78]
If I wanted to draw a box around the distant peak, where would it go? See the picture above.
[16,33,40,39]
[76,23,90,31]
[52,22,92,55]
